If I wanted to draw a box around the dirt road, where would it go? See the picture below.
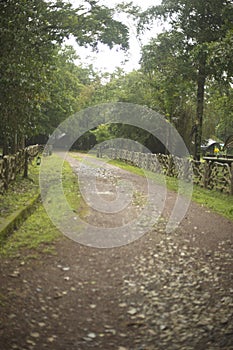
[0,153,233,350]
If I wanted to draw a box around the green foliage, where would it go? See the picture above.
[72,1,129,50]
[0,0,129,154]
[1,0,231,158]
[39,46,92,134]
[90,124,113,144]
[138,0,233,159]
[0,0,73,153]
[140,32,196,150]
[211,87,233,141]
[209,29,233,79]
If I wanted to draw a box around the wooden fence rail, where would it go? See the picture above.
[104,148,233,195]
[0,145,39,193]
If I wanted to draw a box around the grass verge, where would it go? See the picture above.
[0,159,39,221]
[108,159,233,221]
[0,155,83,257]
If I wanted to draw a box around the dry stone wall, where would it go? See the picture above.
[0,145,39,193]
[106,148,233,195]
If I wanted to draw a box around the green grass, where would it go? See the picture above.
[0,204,61,256]
[109,159,145,177]
[109,159,233,221]
[68,152,83,162]
[0,155,83,257]
[69,151,96,162]
[191,186,233,220]
[0,159,39,221]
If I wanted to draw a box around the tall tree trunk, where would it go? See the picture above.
[2,135,9,156]
[19,134,25,150]
[2,115,9,156]
[194,56,206,160]
[13,131,18,154]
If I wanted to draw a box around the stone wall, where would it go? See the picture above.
[0,145,39,193]
[106,148,233,195]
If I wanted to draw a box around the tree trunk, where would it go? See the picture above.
[2,136,9,156]
[2,113,9,156]
[23,150,29,178]
[194,57,206,160]
[13,131,18,154]
[19,134,25,149]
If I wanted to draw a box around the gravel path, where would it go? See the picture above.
[0,153,232,350]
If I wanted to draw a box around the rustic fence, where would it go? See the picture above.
[0,145,39,193]
[104,148,233,195]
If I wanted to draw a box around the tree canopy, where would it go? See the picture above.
[138,0,233,159]
[0,0,232,158]
[0,0,129,155]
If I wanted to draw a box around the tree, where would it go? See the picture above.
[39,46,96,135]
[0,0,73,153]
[207,84,233,142]
[140,31,196,150]
[138,0,233,159]
[0,0,129,155]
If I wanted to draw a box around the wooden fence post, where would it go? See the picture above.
[23,150,29,178]
[168,155,173,177]
[204,161,211,188]
[3,156,9,190]
[231,163,233,196]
